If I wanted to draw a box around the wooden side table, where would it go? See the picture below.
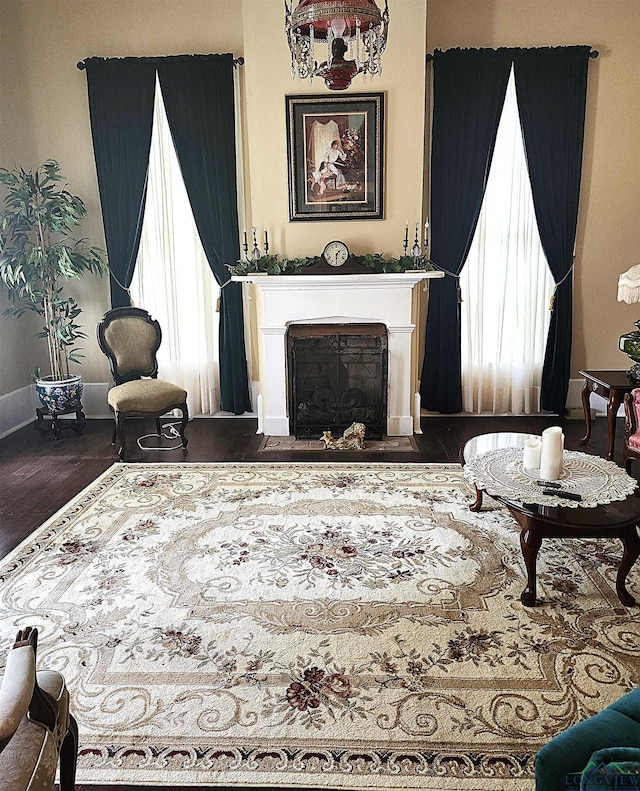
[579,369,634,461]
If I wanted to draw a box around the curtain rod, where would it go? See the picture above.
[77,55,245,70]
[425,48,599,63]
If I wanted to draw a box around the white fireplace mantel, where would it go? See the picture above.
[233,271,444,437]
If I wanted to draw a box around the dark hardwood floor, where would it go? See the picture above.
[0,412,620,560]
[0,412,625,791]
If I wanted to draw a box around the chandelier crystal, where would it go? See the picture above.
[284,0,390,90]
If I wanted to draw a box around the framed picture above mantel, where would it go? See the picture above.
[286,93,384,221]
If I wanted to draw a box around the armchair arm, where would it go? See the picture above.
[0,638,36,752]
[584,746,640,766]
[581,747,640,789]
[0,626,58,755]
[624,391,637,441]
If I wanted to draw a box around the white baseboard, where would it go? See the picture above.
[0,382,112,439]
[0,385,38,439]
[565,378,583,412]
[0,383,111,439]
[0,377,619,440]
[211,381,258,419]
[82,383,111,419]
[419,378,623,419]
[0,382,262,438]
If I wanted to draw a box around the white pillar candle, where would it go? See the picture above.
[539,426,564,481]
[522,437,542,471]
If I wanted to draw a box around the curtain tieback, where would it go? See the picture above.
[109,268,134,306]
[428,258,462,302]
[216,278,235,312]
[549,257,576,312]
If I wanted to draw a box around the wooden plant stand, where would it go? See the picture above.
[34,405,86,440]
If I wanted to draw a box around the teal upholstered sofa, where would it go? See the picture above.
[580,747,640,789]
[535,688,640,790]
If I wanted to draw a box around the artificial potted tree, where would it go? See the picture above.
[0,159,107,427]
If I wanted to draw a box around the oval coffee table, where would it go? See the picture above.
[462,432,640,607]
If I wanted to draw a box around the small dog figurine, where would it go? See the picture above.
[321,422,366,450]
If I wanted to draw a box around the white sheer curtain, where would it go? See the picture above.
[130,78,220,416]
[460,68,554,415]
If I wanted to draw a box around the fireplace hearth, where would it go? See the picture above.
[288,324,387,439]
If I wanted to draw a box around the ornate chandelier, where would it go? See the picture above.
[284,0,390,90]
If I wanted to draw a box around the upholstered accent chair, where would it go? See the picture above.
[97,306,189,461]
[0,626,78,791]
[535,688,640,790]
[623,388,640,474]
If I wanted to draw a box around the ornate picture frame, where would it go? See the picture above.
[286,93,384,221]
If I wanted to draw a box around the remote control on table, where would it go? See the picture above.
[542,489,582,501]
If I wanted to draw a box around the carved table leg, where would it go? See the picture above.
[519,519,543,606]
[606,391,622,461]
[469,485,484,512]
[617,526,640,607]
[579,378,592,445]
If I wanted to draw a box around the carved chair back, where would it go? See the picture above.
[97,306,162,385]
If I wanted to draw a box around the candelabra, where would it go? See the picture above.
[242,227,270,262]
[403,220,429,268]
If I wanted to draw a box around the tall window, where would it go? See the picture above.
[130,78,220,416]
[460,68,554,414]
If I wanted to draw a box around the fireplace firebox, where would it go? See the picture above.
[287,324,388,439]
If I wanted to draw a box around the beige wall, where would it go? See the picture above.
[1,0,638,398]
[242,0,427,259]
[241,0,428,385]
[427,0,640,375]
[0,0,42,392]
[0,0,244,393]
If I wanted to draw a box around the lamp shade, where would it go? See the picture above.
[291,0,382,39]
[617,264,640,304]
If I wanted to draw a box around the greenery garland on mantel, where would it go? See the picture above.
[226,253,434,277]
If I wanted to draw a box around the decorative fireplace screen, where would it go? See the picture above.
[287,324,388,439]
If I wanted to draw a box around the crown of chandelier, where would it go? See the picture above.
[284,0,390,90]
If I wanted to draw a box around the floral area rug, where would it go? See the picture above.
[0,462,638,790]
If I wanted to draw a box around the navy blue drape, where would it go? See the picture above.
[84,54,251,415]
[420,49,511,414]
[514,46,591,415]
[421,46,591,416]
[85,58,156,308]
[157,55,251,414]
